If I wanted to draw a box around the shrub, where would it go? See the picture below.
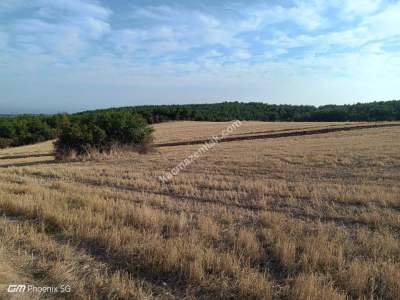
[0,137,13,148]
[54,111,153,159]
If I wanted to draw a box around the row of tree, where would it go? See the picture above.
[90,100,400,123]
[0,115,61,148]
[1,100,399,149]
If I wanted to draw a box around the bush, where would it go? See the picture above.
[0,137,12,148]
[54,111,153,159]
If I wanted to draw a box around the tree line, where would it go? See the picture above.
[1,100,399,149]
[123,100,400,123]
[0,115,63,148]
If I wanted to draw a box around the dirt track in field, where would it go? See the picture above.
[1,123,400,165]
[154,122,400,147]
[0,152,54,160]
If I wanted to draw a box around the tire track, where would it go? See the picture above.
[1,123,399,164]
[155,123,400,147]
[0,152,54,160]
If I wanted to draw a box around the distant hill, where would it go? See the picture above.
[1,100,400,148]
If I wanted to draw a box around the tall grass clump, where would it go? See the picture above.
[54,111,153,160]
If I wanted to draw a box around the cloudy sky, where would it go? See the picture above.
[0,0,399,113]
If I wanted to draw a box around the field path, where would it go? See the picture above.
[154,122,400,147]
[1,122,400,168]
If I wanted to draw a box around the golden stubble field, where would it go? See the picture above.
[0,121,400,299]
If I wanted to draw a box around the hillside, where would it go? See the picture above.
[1,122,399,299]
[1,100,400,149]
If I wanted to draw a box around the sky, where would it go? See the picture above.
[0,0,399,113]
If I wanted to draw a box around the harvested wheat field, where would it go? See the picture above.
[152,121,369,144]
[1,122,400,299]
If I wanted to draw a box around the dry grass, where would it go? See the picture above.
[0,247,40,300]
[0,140,55,168]
[152,121,365,143]
[0,122,399,299]
[0,140,54,157]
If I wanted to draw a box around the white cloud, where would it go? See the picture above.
[130,6,244,48]
[362,1,400,38]
[111,27,192,58]
[111,1,326,66]
[361,42,384,54]
[234,1,325,32]
[4,0,111,61]
[112,6,251,62]
[38,0,111,20]
[340,0,382,16]
[290,2,325,30]
[0,0,31,14]
[1,0,400,112]
[232,49,252,60]
[264,0,400,61]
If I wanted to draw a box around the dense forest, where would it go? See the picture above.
[1,100,399,149]
[0,114,66,148]
[117,100,400,123]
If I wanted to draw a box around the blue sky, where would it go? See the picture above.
[0,0,399,113]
